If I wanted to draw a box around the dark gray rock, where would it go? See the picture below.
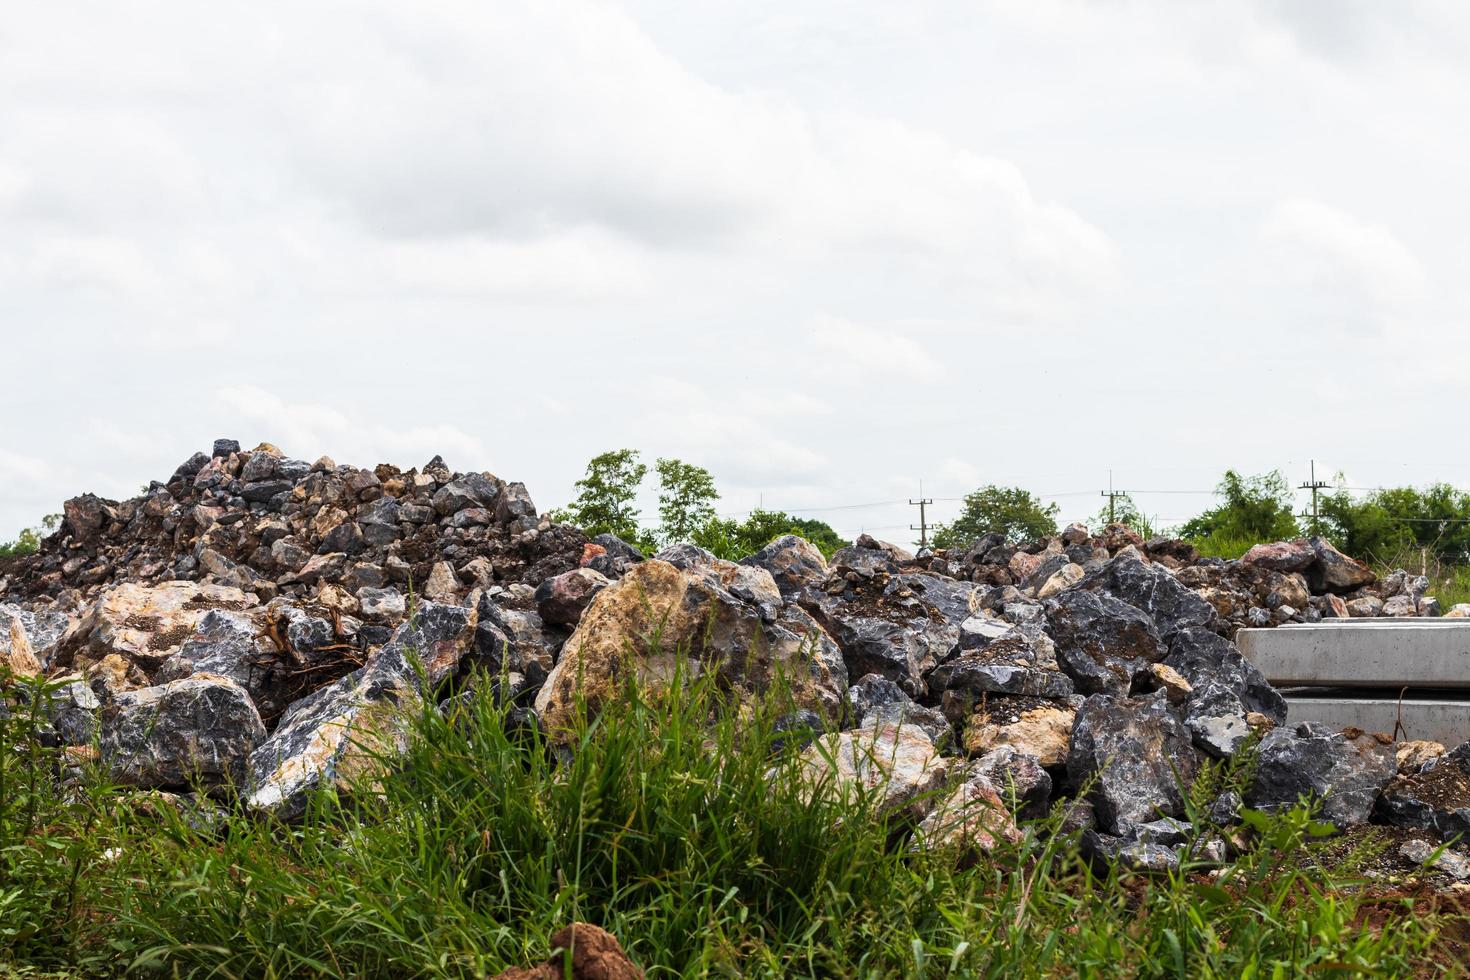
[211,439,240,458]
[101,674,265,788]
[241,480,293,503]
[1067,691,1198,837]
[1044,589,1166,696]
[969,745,1052,818]
[1375,742,1470,841]
[741,535,828,597]
[1248,724,1395,829]
[1076,554,1216,640]
[494,481,537,529]
[1164,628,1286,724]
[156,609,285,715]
[1081,830,1180,873]
[368,601,476,690]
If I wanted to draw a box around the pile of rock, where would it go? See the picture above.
[3,445,1466,881]
[936,522,1437,635]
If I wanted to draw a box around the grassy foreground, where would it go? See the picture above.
[0,668,1462,978]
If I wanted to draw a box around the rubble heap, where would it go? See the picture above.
[3,443,1468,882]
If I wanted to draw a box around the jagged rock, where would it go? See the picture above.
[1376,742,1470,841]
[537,560,841,733]
[1397,740,1446,773]
[1241,539,1317,573]
[968,745,1052,817]
[1,603,72,673]
[961,695,1076,766]
[1163,627,1286,724]
[474,595,556,699]
[56,581,258,680]
[423,561,461,602]
[1308,536,1376,592]
[927,626,1073,700]
[492,923,645,980]
[1401,839,1470,881]
[246,666,418,819]
[801,573,976,698]
[243,606,469,820]
[914,771,1022,855]
[495,481,538,531]
[101,673,265,788]
[1382,595,1417,617]
[1044,590,1166,696]
[793,722,949,819]
[1249,724,1395,829]
[533,568,611,628]
[34,674,101,746]
[1036,562,1084,599]
[154,608,288,716]
[1080,830,1179,873]
[368,601,476,689]
[1077,554,1215,640]
[740,535,828,597]
[357,587,407,622]
[1067,691,1197,838]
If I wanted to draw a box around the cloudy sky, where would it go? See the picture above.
[3,0,1468,543]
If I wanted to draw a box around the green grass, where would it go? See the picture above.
[0,666,1459,978]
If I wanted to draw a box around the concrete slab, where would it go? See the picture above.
[1280,619,1467,628]
[1238,624,1470,688]
[1285,696,1470,746]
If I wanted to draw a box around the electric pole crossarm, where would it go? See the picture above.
[910,497,934,548]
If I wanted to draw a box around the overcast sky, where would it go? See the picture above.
[3,0,1468,543]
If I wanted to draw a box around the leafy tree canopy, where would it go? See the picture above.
[1319,482,1470,566]
[932,486,1059,550]
[693,509,849,561]
[1178,470,1299,549]
[655,458,719,547]
[0,514,59,560]
[551,449,648,544]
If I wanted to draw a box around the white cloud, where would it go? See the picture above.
[1261,198,1426,329]
[809,314,944,379]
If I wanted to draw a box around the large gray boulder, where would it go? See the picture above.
[101,674,265,788]
[1248,724,1396,829]
[1163,627,1286,724]
[1066,691,1198,838]
[1044,590,1166,696]
[740,535,829,597]
[1076,554,1215,640]
[245,602,476,818]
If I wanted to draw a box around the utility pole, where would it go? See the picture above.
[1299,459,1329,536]
[1100,471,1128,525]
[910,493,934,548]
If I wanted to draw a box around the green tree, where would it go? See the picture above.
[0,514,59,559]
[554,449,648,543]
[655,458,720,546]
[1178,470,1300,550]
[692,509,849,560]
[932,486,1059,549]
[1320,482,1470,565]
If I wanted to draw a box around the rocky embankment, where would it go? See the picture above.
[2,441,1467,879]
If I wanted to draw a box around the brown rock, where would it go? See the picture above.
[493,923,644,980]
[962,697,1075,766]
